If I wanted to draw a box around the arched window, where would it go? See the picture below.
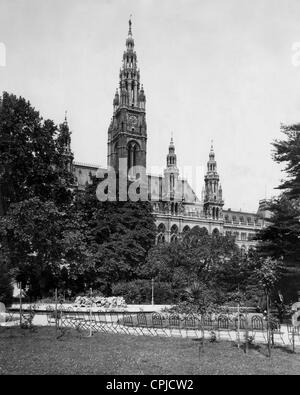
[212,228,219,236]
[170,234,178,243]
[157,223,166,233]
[127,141,140,177]
[157,234,165,244]
[157,223,166,245]
[170,174,174,191]
[170,224,178,234]
[175,203,178,215]
[191,226,208,236]
[182,225,190,233]
[171,202,175,215]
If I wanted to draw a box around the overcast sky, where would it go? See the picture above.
[1,0,300,212]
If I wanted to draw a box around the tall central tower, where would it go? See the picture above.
[107,19,147,177]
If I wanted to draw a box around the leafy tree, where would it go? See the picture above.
[0,256,13,305]
[253,256,281,357]
[0,197,89,298]
[112,279,174,304]
[258,196,300,262]
[0,92,74,214]
[142,230,259,307]
[180,281,220,314]
[0,92,77,297]
[256,124,300,301]
[75,179,157,294]
[273,123,300,198]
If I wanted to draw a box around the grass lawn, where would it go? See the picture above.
[0,326,299,375]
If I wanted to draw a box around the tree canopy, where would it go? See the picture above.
[75,180,157,295]
[256,123,300,301]
[0,92,74,215]
[273,124,300,198]
[0,92,75,299]
[139,229,263,309]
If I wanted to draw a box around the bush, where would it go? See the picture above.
[111,280,176,304]
[0,260,13,306]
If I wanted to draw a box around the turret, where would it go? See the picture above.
[203,142,224,219]
[113,89,120,112]
[164,135,180,200]
[138,85,146,110]
[58,111,74,173]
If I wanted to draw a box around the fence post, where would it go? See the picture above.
[292,327,295,353]
[237,303,240,349]
[55,288,58,331]
[244,312,249,354]
[151,278,154,305]
[89,288,93,337]
[19,285,22,328]
[266,293,271,358]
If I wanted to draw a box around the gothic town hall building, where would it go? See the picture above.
[71,20,270,252]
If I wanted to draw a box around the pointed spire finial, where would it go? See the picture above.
[171,131,173,143]
[64,110,68,123]
[211,139,214,151]
[128,15,132,35]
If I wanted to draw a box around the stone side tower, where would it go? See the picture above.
[107,19,147,178]
[58,112,74,173]
[203,143,224,219]
[163,137,180,200]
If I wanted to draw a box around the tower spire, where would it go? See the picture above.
[170,132,174,146]
[167,136,177,167]
[164,138,179,200]
[128,15,132,36]
[203,143,223,219]
[126,16,134,50]
[210,139,215,160]
[107,18,147,173]
[59,111,73,172]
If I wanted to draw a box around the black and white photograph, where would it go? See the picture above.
[0,0,300,377]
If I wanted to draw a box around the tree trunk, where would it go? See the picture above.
[266,292,271,358]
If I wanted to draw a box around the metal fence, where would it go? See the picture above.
[44,307,299,350]
[4,305,300,352]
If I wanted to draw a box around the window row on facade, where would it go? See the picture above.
[224,214,261,226]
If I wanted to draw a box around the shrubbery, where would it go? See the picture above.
[112,280,176,304]
[0,259,13,306]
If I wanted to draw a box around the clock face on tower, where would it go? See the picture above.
[128,114,138,126]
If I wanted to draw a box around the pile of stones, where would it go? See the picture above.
[74,296,127,309]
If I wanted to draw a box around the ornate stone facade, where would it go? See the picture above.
[73,19,270,252]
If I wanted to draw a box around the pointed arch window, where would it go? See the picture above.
[127,141,139,177]
[170,174,175,191]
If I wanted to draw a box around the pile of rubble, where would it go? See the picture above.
[74,296,127,309]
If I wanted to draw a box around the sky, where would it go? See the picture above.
[1,0,300,212]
